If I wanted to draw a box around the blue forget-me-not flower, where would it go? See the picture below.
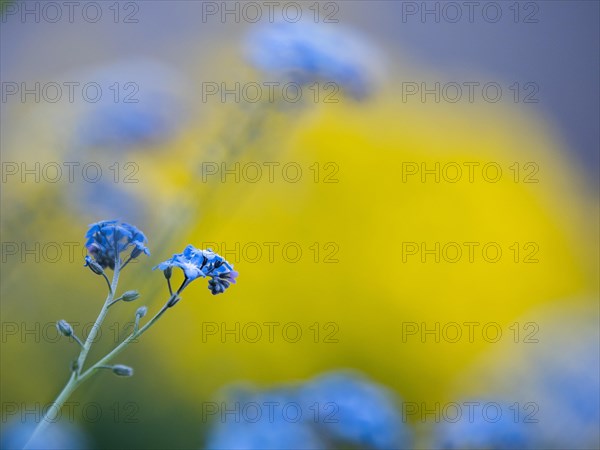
[155,245,238,296]
[85,220,149,270]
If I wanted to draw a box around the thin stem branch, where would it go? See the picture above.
[72,335,85,349]
[120,255,134,270]
[76,262,121,376]
[22,372,78,449]
[101,271,112,293]
[24,286,175,449]
[78,300,171,384]
[23,263,121,449]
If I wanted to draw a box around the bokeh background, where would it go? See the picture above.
[1,1,598,449]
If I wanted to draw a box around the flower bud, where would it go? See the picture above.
[121,290,140,302]
[163,266,172,280]
[112,365,134,377]
[57,320,73,337]
[84,255,104,275]
[135,306,147,319]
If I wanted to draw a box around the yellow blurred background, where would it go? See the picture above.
[1,2,598,449]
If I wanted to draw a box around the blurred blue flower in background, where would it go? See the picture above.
[69,177,148,225]
[439,303,600,450]
[299,371,412,449]
[58,59,190,223]
[519,310,600,449]
[245,20,384,100]
[205,388,326,450]
[0,419,90,450]
[67,59,189,152]
[431,399,537,450]
[205,370,412,450]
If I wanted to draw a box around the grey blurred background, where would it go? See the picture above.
[2,0,598,181]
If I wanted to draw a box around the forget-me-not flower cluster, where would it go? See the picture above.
[155,245,238,295]
[85,220,149,270]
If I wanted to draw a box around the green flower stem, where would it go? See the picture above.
[23,263,122,449]
[71,334,85,349]
[77,301,170,385]
[23,269,173,449]
[76,262,121,376]
[22,371,78,448]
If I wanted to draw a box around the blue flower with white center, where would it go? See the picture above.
[431,399,537,450]
[85,220,149,270]
[154,245,238,296]
[245,20,384,100]
[298,371,412,449]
